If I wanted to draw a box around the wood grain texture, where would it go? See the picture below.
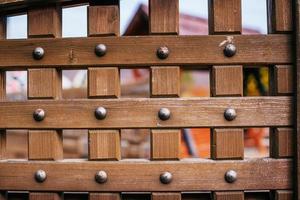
[211,66,243,97]
[88,6,119,37]
[88,130,121,160]
[149,0,179,34]
[152,193,181,200]
[208,0,241,34]
[89,193,120,200]
[28,68,61,99]
[88,68,120,98]
[296,1,300,198]
[0,130,6,159]
[0,97,292,128]
[213,191,244,200]
[0,35,292,68]
[0,159,292,191]
[211,129,244,159]
[29,193,61,200]
[151,67,180,97]
[28,130,63,160]
[271,128,293,158]
[269,0,293,33]
[274,190,293,200]
[274,65,293,95]
[0,16,5,39]
[28,5,61,38]
[151,129,181,160]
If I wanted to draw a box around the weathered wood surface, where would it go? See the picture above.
[0,159,292,191]
[0,97,292,128]
[0,35,292,68]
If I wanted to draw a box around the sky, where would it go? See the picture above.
[6,0,268,39]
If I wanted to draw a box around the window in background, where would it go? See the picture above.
[6,14,27,39]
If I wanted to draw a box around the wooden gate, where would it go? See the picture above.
[0,0,298,199]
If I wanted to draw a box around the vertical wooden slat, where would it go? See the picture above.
[273,190,293,200]
[88,1,121,199]
[271,128,293,158]
[268,0,293,33]
[297,0,300,198]
[28,5,62,200]
[273,65,293,95]
[209,0,243,198]
[149,0,181,199]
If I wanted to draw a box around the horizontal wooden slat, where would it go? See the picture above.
[0,35,292,68]
[0,97,292,128]
[0,158,292,191]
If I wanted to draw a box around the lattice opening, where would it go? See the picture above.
[181,69,210,97]
[63,130,88,159]
[121,192,151,200]
[242,0,268,34]
[62,5,88,37]
[62,70,87,99]
[244,67,270,96]
[244,128,270,158]
[6,71,27,101]
[7,191,29,200]
[6,130,28,159]
[121,69,150,98]
[182,192,212,200]
[6,13,27,39]
[64,192,88,200]
[121,129,150,159]
[244,190,270,200]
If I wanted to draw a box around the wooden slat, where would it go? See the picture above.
[208,0,241,34]
[273,65,293,95]
[29,193,61,200]
[213,191,244,200]
[271,128,293,158]
[211,66,243,97]
[268,0,293,33]
[151,129,180,160]
[296,1,300,199]
[0,16,5,161]
[0,159,292,191]
[152,193,181,200]
[151,67,180,97]
[0,35,292,68]
[211,129,244,159]
[88,130,120,160]
[273,190,293,200]
[88,67,120,98]
[28,130,63,160]
[89,193,120,200]
[0,16,5,39]
[0,130,6,159]
[28,68,61,99]
[0,97,292,128]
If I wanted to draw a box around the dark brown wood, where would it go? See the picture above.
[296,1,300,199]
[271,128,293,158]
[273,65,293,95]
[213,191,244,200]
[0,35,292,68]
[268,0,293,33]
[29,193,61,200]
[0,97,292,129]
[152,193,181,200]
[0,159,292,191]
[273,190,293,200]
[89,193,121,200]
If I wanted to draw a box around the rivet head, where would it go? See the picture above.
[95,44,107,57]
[157,46,169,59]
[225,170,237,183]
[33,108,45,122]
[35,169,47,183]
[223,43,237,57]
[95,170,108,184]
[160,172,172,184]
[158,108,171,121]
[224,108,236,121]
[95,107,107,120]
[32,47,45,60]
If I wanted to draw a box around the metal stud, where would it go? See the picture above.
[225,170,237,183]
[157,46,169,59]
[160,172,172,184]
[95,44,107,57]
[95,107,107,120]
[32,47,45,60]
[35,169,47,183]
[33,108,45,122]
[223,43,237,57]
[95,170,108,184]
[158,108,171,121]
[224,108,237,121]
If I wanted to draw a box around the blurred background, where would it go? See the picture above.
[5,0,270,159]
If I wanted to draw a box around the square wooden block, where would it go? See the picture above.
[213,191,244,200]
[274,65,293,95]
[271,128,293,158]
[211,66,243,96]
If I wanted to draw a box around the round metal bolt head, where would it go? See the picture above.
[33,108,45,122]
[225,170,237,183]
[95,107,107,120]
[224,108,237,121]
[32,47,45,60]
[158,108,171,121]
[35,170,47,183]
[157,46,169,59]
[95,170,108,184]
[223,43,237,57]
[95,44,107,57]
[160,172,172,184]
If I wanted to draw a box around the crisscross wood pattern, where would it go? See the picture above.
[0,0,297,199]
